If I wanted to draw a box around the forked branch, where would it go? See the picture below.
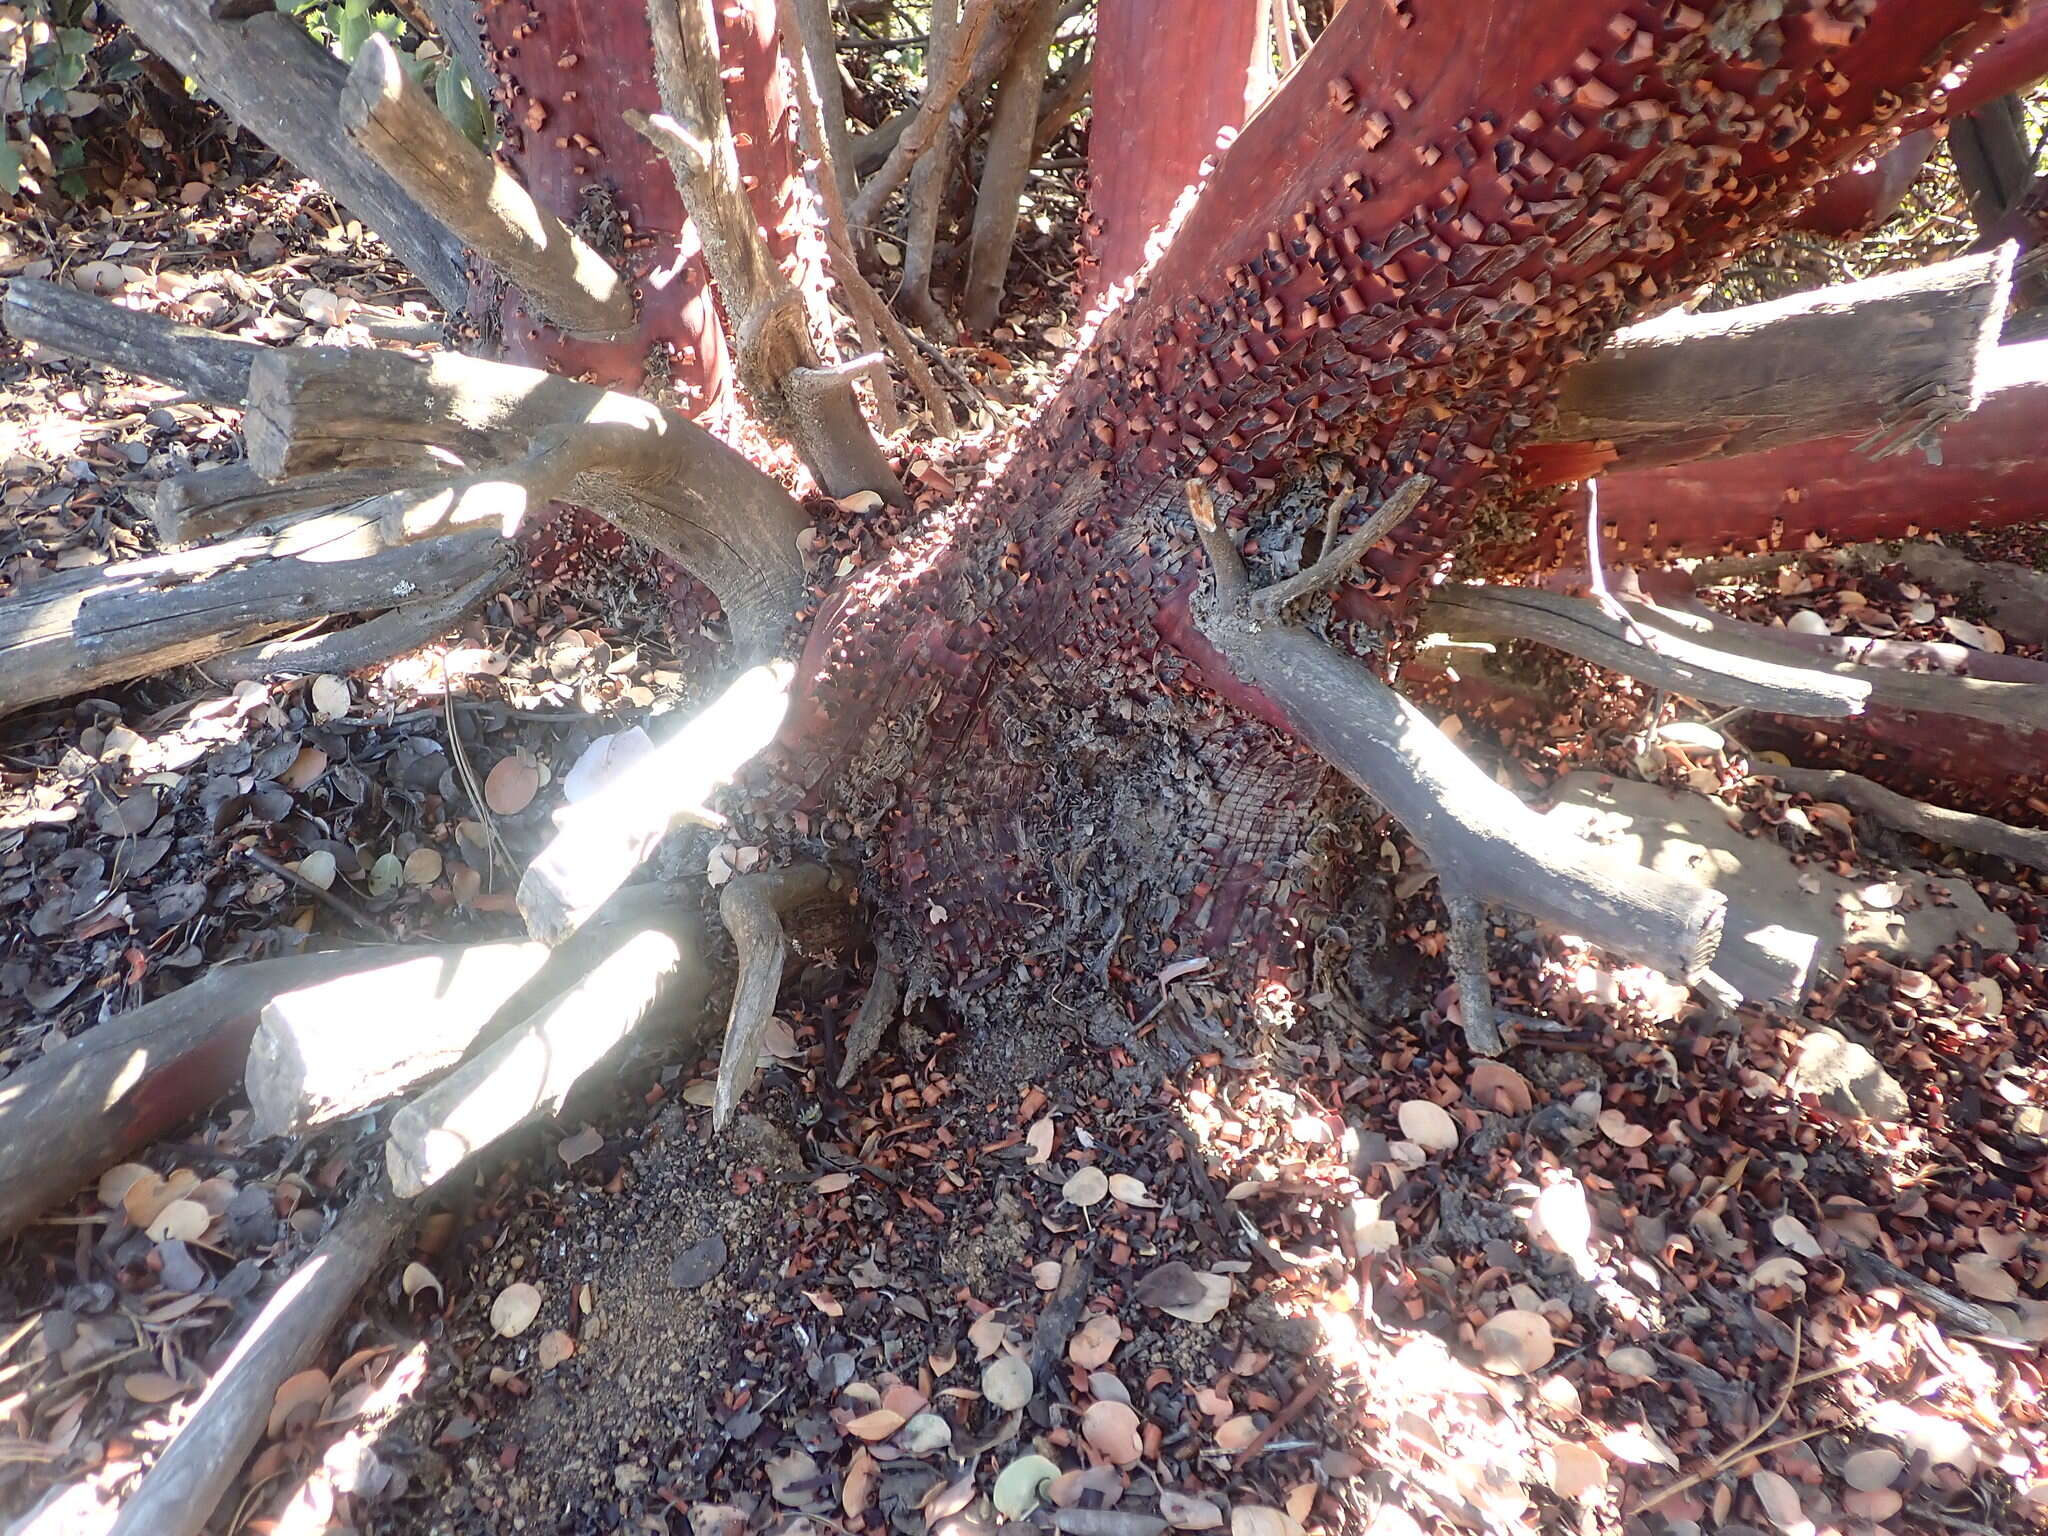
[1187,482,1725,992]
[846,0,996,230]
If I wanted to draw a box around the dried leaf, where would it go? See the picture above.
[993,1454,1060,1519]
[1941,615,2005,653]
[1546,1441,1607,1501]
[123,1371,188,1404]
[1605,1347,1655,1382]
[1771,1215,1823,1259]
[1160,1491,1225,1530]
[403,847,443,886]
[97,1163,156,1210]
[1843,1447,1903,1492]
[844,1408,906,1442]
[1954,1251,2020,1302]
[1214,1415,1261,1452]
[968,1313,1011,1359]
[1064,1166,1110,1207]
[1024,1116,1055,1165]
[1069,1313,1121,1369]
[367,852,404,896]
[1396,1099,1459,1153]
[983,1354,1034,1411]
[490,1281,543,1337]
[1134,1262,1232,1324]
[1230,1506,1301,1536]
[1469,1060,1533,1114]
[401,1262,442,1301]
[1598,1109,1651,1148]
[1599,1422,1678,1468]
[1750,1469,1806,1533]
[281,744,328,791]
[309,674,350,721]
[557,1126,604,1166]
[296,849,338,890]
[536,1330,575,1369]
[147,1199,210,1243]
[484,753,541,815]
[803,1289,844,1317]
[1108,1173,1158,1208]
[1476,1310,1554,1376]
[268,1368,330,1437]
[1530,1179,1594,1269]
[1033,1260,1064,1290]
[1082,1399,1143,1465]
[843,1446,878,1516]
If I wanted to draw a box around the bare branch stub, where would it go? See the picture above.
[638,0,900,501]
[341,33,635,339]
[714,863,834,1128]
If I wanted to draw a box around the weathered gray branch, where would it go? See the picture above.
[0,946,430,1240]
[108,1190,410,1536]
[3,276,261,404]
[961,0,1060,332]
[846,0,996,231]
[892,0,969,333]
[1425,584,1872,719]
[149,463,429,546]
[208,557,510,682]
[342,34,634,338]
[1541,243,2018,471]
[714,863,832,1128]
[1186,484,1724,982]
[786,0,858,211]
[1761,763,2048,874]
[107,0,467,311]
[636,0,898,501]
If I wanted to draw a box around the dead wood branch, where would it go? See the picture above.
[517,661,796,942]
[4,277,262,405]
[209,557,510,682]
[106,0,467,311]
[846,0,995,232]
[1528,244,2018,481]
[715,863,833,1128]
[107,1189,410,1536]
[0,946,426,1241]
[1425,585,1872,718]
[1032,47,1090,155]
[636,0,898,500]
[1445,894,1506,1057]
[961,0,1060,332]
[247,887,689,1137]
[1187,484,1724,982]
[892,0,970,332]
[386,912,715,1196]
[242,345,810,656]
[0,505,511,717]
[1760,764,2048,874]
[775,0,957,432]
[341,35,634,338]
[1250,474,1432,621]
[785,0,858,210]
[149,464,425,547]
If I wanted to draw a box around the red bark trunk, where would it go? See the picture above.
[1085,0,1266,295]
[778,0,2020,994]
[479,0,801,402]
[1516,337,2048,568]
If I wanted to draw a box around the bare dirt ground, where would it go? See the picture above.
[5,143,2048,1536]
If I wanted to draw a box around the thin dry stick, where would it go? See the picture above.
[1249,474,1433,618]
[242,848,380,935]
[1636,1318,1803,1514]
[443,674,514,884]
[846,0,997,230]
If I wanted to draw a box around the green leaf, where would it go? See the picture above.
[0,139,23,197]
[334,0,371,62]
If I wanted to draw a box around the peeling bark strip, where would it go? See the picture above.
[108,0,468,313]
[1525,242,2018,480]
[340,34,635,338]
[634,0,896,498]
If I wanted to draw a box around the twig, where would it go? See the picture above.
[1635,1318,1802,1514]
[242,848,381,935]
[1248,475,1432,620]
[1232,1378,1323,1467]
[444,674,514,882]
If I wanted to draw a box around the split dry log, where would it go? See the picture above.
[148,464,422,547]
[1536,338,2048,565]
[107,1189,410,1536]
[0,504,511,717]
[341,35,634,339]
[634,0,898,500]
[961,0,1060,332]
[3,276,261,405]
[1522,244,2017,484]
[1425,585,1873,718]
[1761,763,2048,875]
[106,0,467,312]
[0,946,428,1241]
[245,886,687,1137]
[386,913,716,1196]
[1186,489,1724,983]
